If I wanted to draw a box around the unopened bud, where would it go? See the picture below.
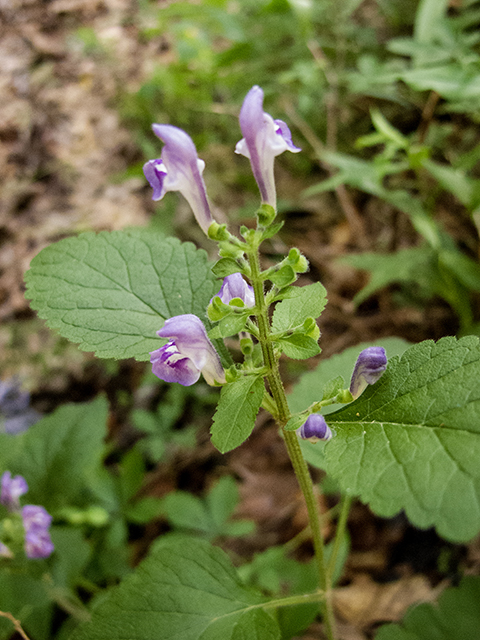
[350,347,387,399]
[296,414,332,443]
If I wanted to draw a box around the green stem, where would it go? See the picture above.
[326,493,352,586]
[247,245,337,640]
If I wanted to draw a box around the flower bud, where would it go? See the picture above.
[287,248,309,273]
[215,273,255,308]
[349,346,387,399]
[208,222,231,242]
[296,414,332,443]
[256,204,276,227]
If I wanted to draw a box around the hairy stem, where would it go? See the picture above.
[247,245,337,640]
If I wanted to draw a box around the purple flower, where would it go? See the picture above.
[215,273,255,307]
[235,86,301,208]
[296,414,332,443]
[350,347,387,399]
[22,505,54,559]
[1,471,28,511]
[0,379,41,435]
[150,314,226,387]
[0,542,12,558]
[143,125,214,234]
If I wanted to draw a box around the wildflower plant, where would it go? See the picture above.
[23,85,480,640]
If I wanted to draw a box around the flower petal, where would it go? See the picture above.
[155,315,225,386]
[349,347,387,399]
[147,124,213,234]
[216,273,255,307]
[236,86,300,208]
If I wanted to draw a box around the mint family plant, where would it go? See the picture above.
[22,84,480,640]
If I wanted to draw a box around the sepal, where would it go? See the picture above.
[256,203,276,228]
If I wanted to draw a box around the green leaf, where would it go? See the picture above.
[339,246,436,305]
[209,312,249,339]
[376,576,480,640]
[288,338,411,414]
[325,336,480,542]
[211,376,264,453]
[25,230,217,360]
[163,491,213,534]
[271,283,327,333]
[0,572,51,640]
[70,538,280,640]
[321,376,346,402]
[268,265,297,288]
[211,258,243,277]
[277,334,321,360]
[287,339,412,470]
[422,159,475,208]
[0,397,108,512]
[439,249,480,293]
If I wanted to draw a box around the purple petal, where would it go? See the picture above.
[154,315,225,386]
[350,347,387,399]
[147,124,213,234]
[236,86,300,208]
[143,159,167,201]
[216,273,255,307]
[0,379,30,416]
[22,504,52,531]
[297,414,332,442]
[150,341,201,386]
[274,120,301,152]
[1,471,28,511]
[24,529,54,559]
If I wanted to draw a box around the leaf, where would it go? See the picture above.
[0,397,108,512]
[163,491,213,534]
[71,538,280,640]
[288,338,411,471]
[376,576,480,640]
[211,376,264,453]
[421,159,476,208]
[339,247,437,304]
[211,258,243,277]
[209,312,249,339]
[271,283,327,333]
[0,572,51,640]
[321,376,346,402]
[288,338,411,414]
[25,230,217,360]
[277,334,321,360]
[439,249,480,293]
[323,336,480,542]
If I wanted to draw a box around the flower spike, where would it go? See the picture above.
[235,86,300,209]
[143,125,214,235]
[350,346,387,399]
[150,314,226,387]
[296,414,332,443]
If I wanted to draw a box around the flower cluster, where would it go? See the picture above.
[144,87,301,388]
[142,87,388,417]
[143,85,299,234]
[1,471,54,559]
